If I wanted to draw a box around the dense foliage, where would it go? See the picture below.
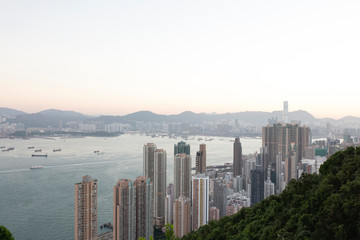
[182,147,360,240]
[0,226,14,240]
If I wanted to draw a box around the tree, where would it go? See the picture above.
[0,226,14,240]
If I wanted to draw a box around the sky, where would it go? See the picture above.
[1,0,359,119]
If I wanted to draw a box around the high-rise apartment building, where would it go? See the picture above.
[75,175,98,240]
[212,179,227,218]
[134,176,153,240]
[165,184,175,225]
[154,149,167,226]
[173,196,191,238]
[233,137,242,177]
[113,179,135,240]
[143,143,157,184]
[195,144,206,174]
[113,177,153,240]
[250,167,264,206]
[192,174,209,231]
[174,153,192,199]
[262,123,311,172]
[174,141,190,156]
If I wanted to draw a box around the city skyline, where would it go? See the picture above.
[1,1,360,119]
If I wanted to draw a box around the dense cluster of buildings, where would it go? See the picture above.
[73,103,359,240]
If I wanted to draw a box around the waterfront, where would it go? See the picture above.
[0,134,261,240]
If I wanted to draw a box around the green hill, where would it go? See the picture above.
[182,147,360,240]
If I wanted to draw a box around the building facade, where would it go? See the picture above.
[154,149,167,226]
[173,196,191,238]
[174,153,192,199]
[192,174,209,231]
[195,144,206,174]
[233,137,242,177]
[75,175,98,240]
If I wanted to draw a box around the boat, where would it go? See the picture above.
[2,149,9,152]
[0,146,5,149]
[28,146,35,149]
[31,154,47,158]
[34,149,42,152]
[53,149,61,152]
[30,166,43,170]
[94,150,99,154]
[7,147,14,151]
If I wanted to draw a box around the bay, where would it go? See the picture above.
[0,134,261,240]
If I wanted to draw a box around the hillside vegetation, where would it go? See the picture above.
[182,147,360,240]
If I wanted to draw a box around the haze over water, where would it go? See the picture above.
[0,134,261,240]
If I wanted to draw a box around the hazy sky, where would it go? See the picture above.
[1,0,359,118]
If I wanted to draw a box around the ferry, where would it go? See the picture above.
[34,149,42,152]
[53,149,61,152]
[28,146,35,149]
[30,166,44,170]
[0,146,5,149]
[94,150,99,154]
[31,154,47,158]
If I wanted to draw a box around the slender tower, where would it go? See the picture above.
[134,176,153,240]
[75,175,98,240]
[192,174,209,231]
[154,149,167,227]
[113,179,135,240]
[283,101,289,123]
[173,196,191,238]
[233,137,242,177]
[143,143,157,184]
[195,144,206,174]
[174,153,192,199]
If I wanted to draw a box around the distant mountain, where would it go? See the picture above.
[2,107,360,129]
[0,107,27,116]
[7,109,90,128]
[38,109,88,119]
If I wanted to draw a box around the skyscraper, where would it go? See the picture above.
[165,184,175,225]
[143,143,157,184]
[212,179,227,218]
[195,144,206,174]
[264,166,275,198]
[134,176,153,240]
[250,167,264,206]
[283,101,289,123]
[75,175,97,240]
[174,141,190,156]
[192,174,209,231]
[174,153,192,199]
[173,196,191,238]
[154,149,167,227]
[113,179,135,240]
[233,137,242,177]
[262,123,311,165]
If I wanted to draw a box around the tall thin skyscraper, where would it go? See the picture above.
[233,137,242,177]
[213,179,227,218]
[264,166,275,198]
[134,176,153,240]
[154,149,167,227]
[113,179,135,240]
[174,153,192,199]
[75,175,97,240]
[173,196,191,238]
[283,101,289,123]
[174,141,190,155]
[196,144,206,174]
[250,167,264,206]
[192,174,209,231]
[165,184,175,224]
[143,143,157,184]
